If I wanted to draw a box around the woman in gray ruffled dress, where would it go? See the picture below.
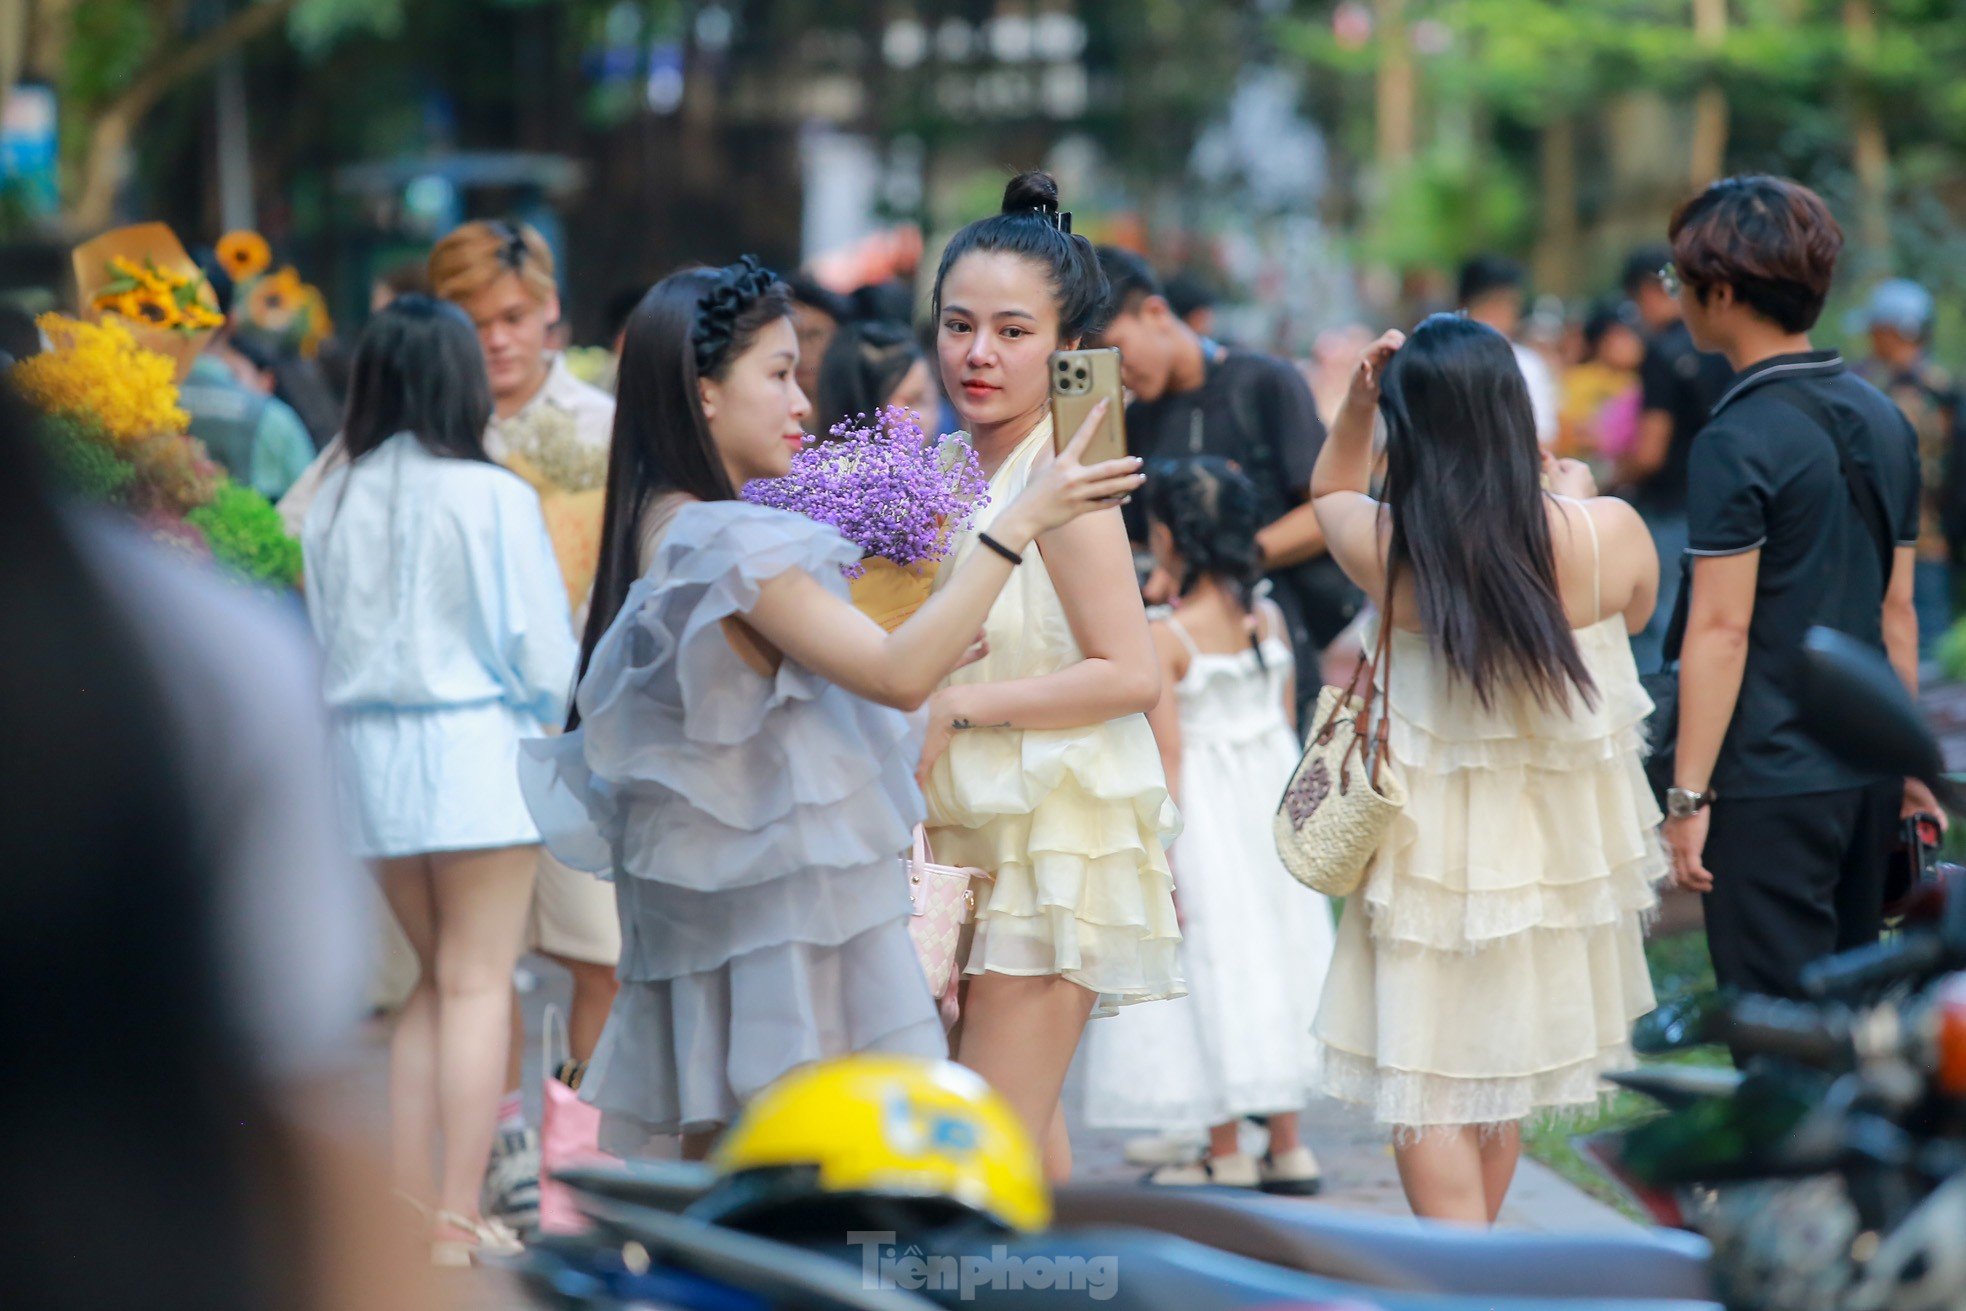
[520,258,1142,1158]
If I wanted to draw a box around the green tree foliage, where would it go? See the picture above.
[286,0,411,54]
[1365,144,1529,270]
[1284,0,1966,298]
[63,0,161,106]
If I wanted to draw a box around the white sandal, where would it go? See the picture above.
[1145,1153,1261,1189]
[430,1210,525,1267]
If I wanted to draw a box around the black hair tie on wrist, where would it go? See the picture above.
[978,532,1023,566]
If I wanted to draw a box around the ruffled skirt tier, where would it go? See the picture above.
[927,714,1184,1016]
[520,503,946,1143]
[1311,620,1667,1130]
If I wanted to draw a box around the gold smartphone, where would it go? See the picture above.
[1049,347,1128,466]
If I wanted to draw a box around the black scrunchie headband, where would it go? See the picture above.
[691,255,779,376]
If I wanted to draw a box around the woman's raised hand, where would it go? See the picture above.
[1346,329,1406,410]
[997,399,1144,541]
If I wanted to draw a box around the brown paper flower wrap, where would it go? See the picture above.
[72,223,221,382]
[849,556,940,632]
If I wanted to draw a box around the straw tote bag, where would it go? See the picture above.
[1273,593,1406,897]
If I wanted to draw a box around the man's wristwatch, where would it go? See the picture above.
[1665,786,1717,819]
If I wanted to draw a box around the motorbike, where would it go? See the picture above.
[510,1157,1720,1311]
[513,621,1966,1311]
[1583,627,1966,1311]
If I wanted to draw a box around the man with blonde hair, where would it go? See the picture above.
[427,219,620,1232]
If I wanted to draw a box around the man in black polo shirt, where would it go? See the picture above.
[1093,247,1358,717]
[1660,176,1927,1001]
[1615,247,1735,671]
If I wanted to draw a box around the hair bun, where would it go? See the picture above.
[1001,170,1061,215]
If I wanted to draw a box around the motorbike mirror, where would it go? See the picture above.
[1946,866,1966,956]
[1632,990,1730,1054]
[1605,1064,1745,1110]
[1798,627,1949,786]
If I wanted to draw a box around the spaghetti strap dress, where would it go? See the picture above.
[520,500,945,1152]
[924,417,1184,1016]
[1084,605,1334,1128]
[1311,505,1667,1130]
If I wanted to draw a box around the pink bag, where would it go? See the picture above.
[536,1004,619,1235]
[904,826,983,1028]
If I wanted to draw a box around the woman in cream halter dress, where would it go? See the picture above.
[926,415,1184,1012]
[925,172,1179,1178]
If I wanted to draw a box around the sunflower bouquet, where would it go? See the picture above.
[89,255,226,334]
[221,229,335,360]
[72,222,223,381]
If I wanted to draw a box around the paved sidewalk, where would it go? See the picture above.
[395,955,1632,1308]
[1057,1055,1637,1232]
[470,962,1635,1232]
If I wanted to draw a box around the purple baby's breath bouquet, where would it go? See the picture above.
[743,405,989,580]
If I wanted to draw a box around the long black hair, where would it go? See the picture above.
[576,260,793,720]
[1379,313,1596,710]
[0,382,301,1309]
[340,294,494,463]
[816,318,922,435]
[932,171,1110,343]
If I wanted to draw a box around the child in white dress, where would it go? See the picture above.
[1084,457,1334,1193]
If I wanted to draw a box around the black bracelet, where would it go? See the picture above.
[977,532,1023,566]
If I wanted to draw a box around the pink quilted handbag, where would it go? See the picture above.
[905,826,982,1027]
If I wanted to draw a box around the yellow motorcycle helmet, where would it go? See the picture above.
[701,1055,1050,1233]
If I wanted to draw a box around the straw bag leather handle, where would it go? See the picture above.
[1331,568,1397,793]
[1364,592,1394,788]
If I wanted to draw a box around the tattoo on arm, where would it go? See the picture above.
[951,717,1012,731]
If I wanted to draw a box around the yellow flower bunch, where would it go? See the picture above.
[12,313,189,444]
[89,256,225,334]
[245,265,307,329]
[239,264,335,357]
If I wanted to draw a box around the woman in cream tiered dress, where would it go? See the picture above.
[920,174,1182,1179]
[1309,317,1665,1224]
[926,416,1183,1009]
